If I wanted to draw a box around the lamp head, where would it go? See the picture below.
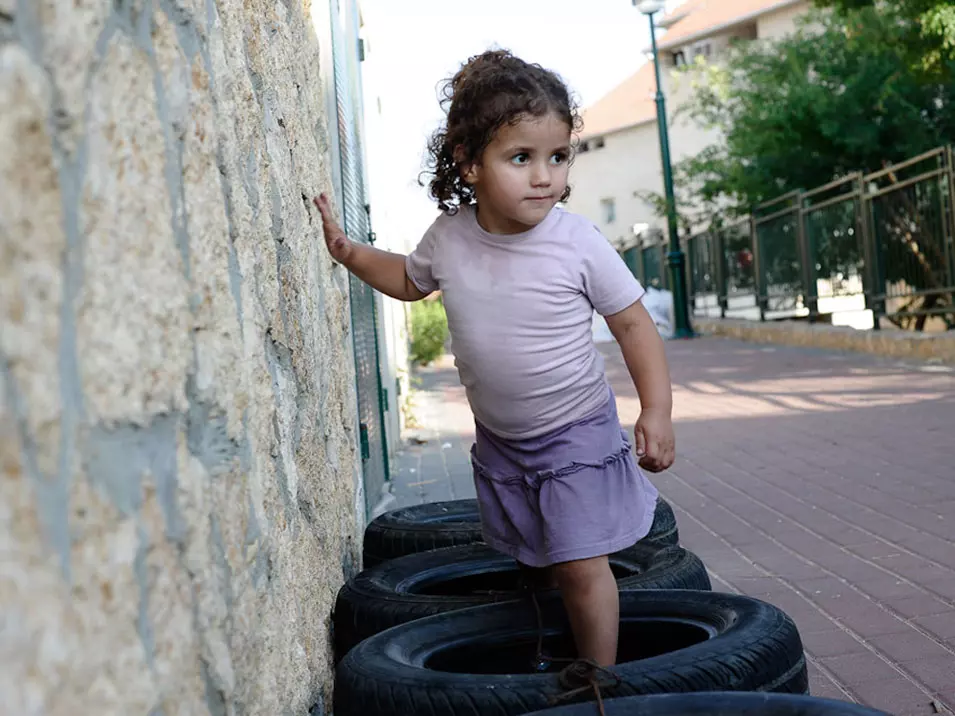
[635,0,665,15]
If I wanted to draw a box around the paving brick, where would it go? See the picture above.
[851,675,941,716]
[726,576,783,597]
[921,575,955,601]
[904,539,955,570]
[904,657,955,703]
[394,336,955,711]
[867,631,953,664]
[760,591,842,634]
[807,661,854,701]
[756,558,829,581]
[804,629,869,659]
[887,594,953,619]
[913,612,955,641]
[820,652,902,688]
[865,577,942,604]
[809,678,854,703]
[838,603,912,637]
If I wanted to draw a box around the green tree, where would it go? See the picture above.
[672,7,955,215]
[659,7,955,329]
[408,298,448,366]
[813,0,955,79]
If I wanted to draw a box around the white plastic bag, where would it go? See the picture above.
[592,287,675,343]
[642,287,674,339]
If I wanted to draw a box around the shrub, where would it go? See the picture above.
[409,298,448,366]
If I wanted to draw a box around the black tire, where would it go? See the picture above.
[362,500,483,568]
[520,693,890,715]
[334,542,710,660]
[334,590,809,716]
[362,497,679,567]
[642,497,678,548]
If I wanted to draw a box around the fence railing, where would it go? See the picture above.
[683,146,955,331]
[623,232,670,292]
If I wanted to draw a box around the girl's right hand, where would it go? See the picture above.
[314,193,354,264]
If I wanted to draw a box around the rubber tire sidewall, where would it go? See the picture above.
[362,497,679,566]
[334,542,710,661]
[519,693,891,716]
[334,590,809,716]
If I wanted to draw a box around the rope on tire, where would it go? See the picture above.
[529,589,620,716]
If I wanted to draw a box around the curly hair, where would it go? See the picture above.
[422,49,583,214]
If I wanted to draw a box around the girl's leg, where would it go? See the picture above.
[552,555,619,666]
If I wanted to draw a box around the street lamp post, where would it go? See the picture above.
[635,0,695,339]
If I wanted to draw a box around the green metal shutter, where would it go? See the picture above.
[329,0,390,518]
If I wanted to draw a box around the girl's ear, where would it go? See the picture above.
[460,163,478,185]
[453,145,478,185]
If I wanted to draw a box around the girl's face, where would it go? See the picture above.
[464,112,571,235]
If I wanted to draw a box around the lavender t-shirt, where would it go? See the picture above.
[406,204,645,440]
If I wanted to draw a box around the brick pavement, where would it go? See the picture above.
[390,336,955,716]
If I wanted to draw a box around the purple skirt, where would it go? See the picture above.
[470,387,659,568]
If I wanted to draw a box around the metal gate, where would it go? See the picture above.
[329,0,390,518]
[684,146,955,329]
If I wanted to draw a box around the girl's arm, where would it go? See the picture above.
[314,193,429,302]
[343,242,429,302]
[605,299,675,473]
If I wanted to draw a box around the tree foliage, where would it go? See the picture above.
[813,0,955,80]
[655,6,955,330]
[670,7,955,219]
[409,298,448,366]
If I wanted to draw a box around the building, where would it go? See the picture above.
[566,0,812,275]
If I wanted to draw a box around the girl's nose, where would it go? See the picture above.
[532,164,552,187]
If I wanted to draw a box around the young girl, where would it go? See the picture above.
[315,49,675,669]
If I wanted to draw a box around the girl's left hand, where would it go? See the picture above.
[634,409,675,473]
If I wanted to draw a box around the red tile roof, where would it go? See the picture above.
[580,62,657,140]
[656,0,803,51]
[581,0,805,139]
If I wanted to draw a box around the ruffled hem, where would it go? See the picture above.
[470,441,634,486]
[482,527,648,568]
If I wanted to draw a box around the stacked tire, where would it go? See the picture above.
[329,496,875,715]
[360,496,679,568]
[335,497,692,658]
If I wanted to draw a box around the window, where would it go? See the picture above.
[671,50,687,67]
[601,198,616,224]
[594,136,606,149]
[578,141,590,153]
[690,42,711,60]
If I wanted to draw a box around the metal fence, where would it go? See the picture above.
[622,231,669,291]
[685,146,955,330]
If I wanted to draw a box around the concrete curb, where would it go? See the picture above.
[693,318,955,365]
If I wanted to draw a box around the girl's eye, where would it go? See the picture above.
[511,153,529,165]
[551,152,568,165]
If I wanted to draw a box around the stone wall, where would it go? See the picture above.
[1,1,363,714]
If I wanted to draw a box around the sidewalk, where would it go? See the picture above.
[390,336,955,716]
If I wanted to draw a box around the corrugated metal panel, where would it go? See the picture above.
[329,0,390,517]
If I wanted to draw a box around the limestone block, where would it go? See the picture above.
[32,0,112,154]
[78,32,192,425]
[0,46,63,477]
[1,460,160,716]
[153,12,247,438]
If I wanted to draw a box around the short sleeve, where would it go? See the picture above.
[579,222,646,316]
[405,225,440,294]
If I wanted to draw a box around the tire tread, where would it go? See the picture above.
[334,591,809,716]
